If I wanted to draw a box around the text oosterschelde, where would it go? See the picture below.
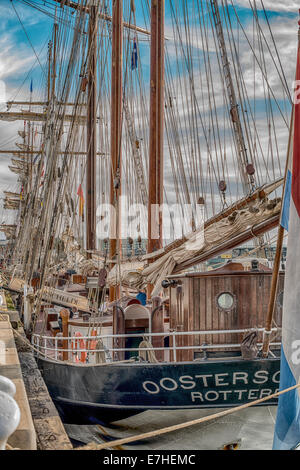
[142,370,280,403]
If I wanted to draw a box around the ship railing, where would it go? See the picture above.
[31,327,281,363]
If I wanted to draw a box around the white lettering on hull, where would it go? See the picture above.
[142,371,280,404]
[190,388,278,403]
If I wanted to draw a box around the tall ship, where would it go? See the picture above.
[0,0,294,431]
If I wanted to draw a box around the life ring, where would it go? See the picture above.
[71,332,87,363]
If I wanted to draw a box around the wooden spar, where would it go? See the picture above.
[173,213,280,273]
[210,0,253,194]
[261,110,294,357]
[29,113,34,194]
[52,0,150,36]
[0,150,105,157]
[0,150,104,156]
[261,17,300,357]
[6,101,87,107]
[47,40,52,103]
[144,179,283,263]
[0,111,88,123]
[157,0,165,244]
[147,0,165,297]
[109,0,123,302]
[261,226,284,356]
[86,5,97,258]
[52,24,58,99]
[27,90,33,194]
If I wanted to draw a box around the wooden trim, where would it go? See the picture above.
[168,270,284,279]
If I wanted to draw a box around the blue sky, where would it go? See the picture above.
[0,2,51,96]
[0,0,297,102]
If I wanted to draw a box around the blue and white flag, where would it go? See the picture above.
[131,38,138,70]
[280,161,292,232]
[273,35,300,451]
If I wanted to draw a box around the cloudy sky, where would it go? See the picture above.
[0,0,52,235]
[0,0,299,241]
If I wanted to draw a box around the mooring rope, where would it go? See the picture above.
[6,317,299,450]
[7,320,300,451]
[75,382,300,450]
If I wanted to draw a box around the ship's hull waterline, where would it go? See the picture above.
[37,356,280,425]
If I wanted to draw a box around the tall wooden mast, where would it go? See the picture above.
[47,39,52,104]
[52,23,58,101]
[86,4,97,258]
[210,0,255,194]
[109,0,123,301]
[147,0,165,294]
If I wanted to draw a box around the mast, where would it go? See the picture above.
[52,23,58,100]
[109,0,123,301]
[210,0,254,194]
[86,3,97,258]
[147,0,165,294]
[261,15,300,358]
[47,39,52,103]
[261,104,295,358]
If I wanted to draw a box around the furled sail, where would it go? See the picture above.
[107,179,283,296]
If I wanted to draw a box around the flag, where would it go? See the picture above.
[281,167,292,231]
[273,31,300,450]
[131,38,138,70]
[77,184,84,217]
[30,78,33,94]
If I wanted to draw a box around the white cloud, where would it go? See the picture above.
[235,1,300,13]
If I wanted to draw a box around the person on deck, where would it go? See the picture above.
[58,307,74,331]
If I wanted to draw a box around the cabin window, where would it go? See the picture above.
[217,292,234,311]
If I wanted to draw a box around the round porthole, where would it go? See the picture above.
[217,292,234,311]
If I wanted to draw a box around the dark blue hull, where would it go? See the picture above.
[37,356,281,425]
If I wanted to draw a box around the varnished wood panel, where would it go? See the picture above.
[169,271,284,352]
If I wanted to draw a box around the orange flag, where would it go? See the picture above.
[77,184,84,217]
